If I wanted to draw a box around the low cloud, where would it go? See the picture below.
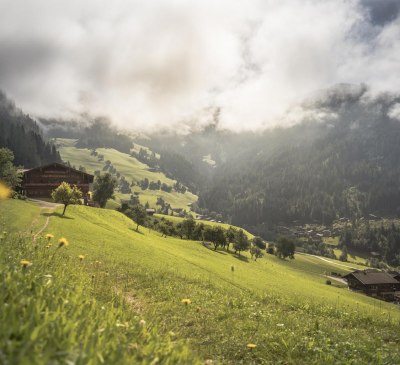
[389,103,400,121]
[0,0,399,132]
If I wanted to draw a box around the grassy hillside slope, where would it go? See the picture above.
[0,201,196,364]
[0,199,48,234]
[55,138,197,210]
[155,214,255,239]
[2,200,400,364]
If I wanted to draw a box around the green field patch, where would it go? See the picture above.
[56,139,197,210]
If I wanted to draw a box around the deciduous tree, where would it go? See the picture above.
[275,236,295,259]
[51,182,82,216]
[250,246,264,261]
[128,204,147,231]
[92,173,117,208]
[0,148,21,189]
[233,229,250,256]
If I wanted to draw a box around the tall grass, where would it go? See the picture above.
[0,231,197,364]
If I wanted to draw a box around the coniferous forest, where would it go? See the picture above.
[0,91,60,168]
[143,86,400,229]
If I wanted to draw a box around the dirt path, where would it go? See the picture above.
[33,215,51,241]
[29,199,61,241]
[28,199,62,209]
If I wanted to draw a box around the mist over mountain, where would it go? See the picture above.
[0,91,60,167]
[139,85,400,232]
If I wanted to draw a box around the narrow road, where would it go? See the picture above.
[297,252,359,271]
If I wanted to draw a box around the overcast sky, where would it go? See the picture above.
[0,0,399,131]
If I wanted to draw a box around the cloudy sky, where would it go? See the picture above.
[0,0,399,131]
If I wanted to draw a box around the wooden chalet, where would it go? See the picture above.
[21,163,94,198]
[390,271,400,282]
[344,270,400,301]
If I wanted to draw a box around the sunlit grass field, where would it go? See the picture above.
[2,199,400,364]
[55,138,197,210]
[0,201,196,364]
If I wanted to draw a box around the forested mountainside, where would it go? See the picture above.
[0,91,60,167]
[141,85,400,227]
[199,87,400,226]
[41,117,133,154]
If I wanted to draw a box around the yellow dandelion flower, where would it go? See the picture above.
[20,260,32,268]
[247,343,257,349]
[45,233,54,240]
[0,182,11,200]
[181,298,192,305]
[58,237,69,247]
[78,255,85,261]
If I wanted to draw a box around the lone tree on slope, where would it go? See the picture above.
[233,229,250,256]
[275,236,296,260]
[51,182,82,216]
[92,173,117,208]
[128,204,147,231]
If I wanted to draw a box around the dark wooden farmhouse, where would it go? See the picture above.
[390,271,400,282]
[21,163,94,198]
[344,270,400,301]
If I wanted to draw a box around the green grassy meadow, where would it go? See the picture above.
[2,199,400,364]
[55,138,197,211]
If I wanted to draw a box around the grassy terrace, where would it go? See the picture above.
[55,138,197,211]
[1,199,400,364]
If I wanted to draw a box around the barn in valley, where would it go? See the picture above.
[344,270,400,301]
[20,163,94,198]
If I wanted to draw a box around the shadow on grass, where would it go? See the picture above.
[207,248,228,255]
[42,212,74,220]
[129,228,144,235]
[233,255,249,263]
[213,250,228,255]
[200,243,228,255]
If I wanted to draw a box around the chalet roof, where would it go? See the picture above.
[344,270,400,285]
[23,162,94,178]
